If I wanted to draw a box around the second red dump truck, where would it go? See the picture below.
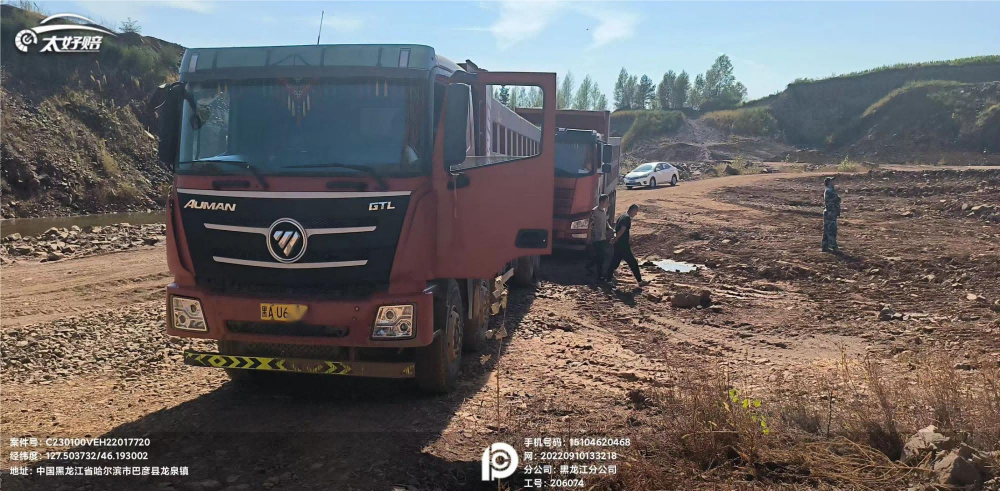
[515,109,620,249]
[151,44,556,393]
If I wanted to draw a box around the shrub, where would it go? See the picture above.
[862,80,963,118]
[701,107,778,137]
[119,17,141,34]
[621,110,685,150]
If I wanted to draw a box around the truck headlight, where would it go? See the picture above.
[171,296,207,331]
[372,305,415,339]
[570,218,589,230]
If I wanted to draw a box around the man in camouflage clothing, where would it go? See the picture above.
[822,177,841,252]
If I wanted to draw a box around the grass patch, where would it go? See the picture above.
[713,155,763,176]
[862,80,964,118]
[701,107,778,137]
[976,103,1000,128]
[621,110,685,150]
[790,55,1000,85]
[835,157,879,173]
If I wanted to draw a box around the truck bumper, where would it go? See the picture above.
[166,283,435,349]
[183,350,415,378]
[552,216,589,250]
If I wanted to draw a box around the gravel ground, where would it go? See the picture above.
[1,223,167,264]
[1,303,214,384]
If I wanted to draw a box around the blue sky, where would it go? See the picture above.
[40,1,1000,100]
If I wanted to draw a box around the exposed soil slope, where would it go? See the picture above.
[0,5,182,218]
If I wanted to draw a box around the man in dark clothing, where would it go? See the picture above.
[822,177,841,252]
[607,204,649,287]
[586,194,615,280]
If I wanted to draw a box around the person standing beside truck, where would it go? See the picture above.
[607,204,649,287]
[586,194,614,281]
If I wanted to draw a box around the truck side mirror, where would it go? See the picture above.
[444,83,472,169]
[150,83,183,169]
[601,163,612,174]
[602,144,613,164]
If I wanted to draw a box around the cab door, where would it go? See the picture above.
[432,72,556,279]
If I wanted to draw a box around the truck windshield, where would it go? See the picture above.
[554,141,594,177]
[177,78,427,176]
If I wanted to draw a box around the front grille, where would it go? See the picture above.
[178,190,410,291]
[197,277,383,298]
[227,321,350,338]
[554,187,575,215]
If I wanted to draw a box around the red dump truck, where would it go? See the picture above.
[151,44,556,393]
[515,109,620,249]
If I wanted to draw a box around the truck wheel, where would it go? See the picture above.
[416,280,463,394]
[463,279,489,353]
[511,255,537,287]
[218,340,262,384]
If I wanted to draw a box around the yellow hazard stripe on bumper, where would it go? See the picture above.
[183,350,415,378]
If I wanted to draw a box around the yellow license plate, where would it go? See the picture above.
[260,303,308,322]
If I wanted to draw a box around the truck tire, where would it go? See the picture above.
[463,279,489,353]
[416,280,464,394]
[511,255,538,287]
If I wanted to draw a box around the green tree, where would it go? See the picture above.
[700,54,747,110]
[689,73,706,110]
[525,87,543,107]
[497,86,510,106]
[557,71,575,109]
[589,83,602,110]
[595,93,608,111]
[574,75,594,110]
[672,71,690,109]
[622,74,638,110]
[658,70,676,109]
[613,68,629,110]
[120,17,141,34]
[508,86,528,108]
[635,74,655,110]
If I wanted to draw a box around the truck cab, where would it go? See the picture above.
[151,44,556,393]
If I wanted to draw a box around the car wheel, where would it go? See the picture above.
[649,177,657,189]
[670,174,678,186]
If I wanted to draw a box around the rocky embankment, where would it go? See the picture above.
[0,223,166,265]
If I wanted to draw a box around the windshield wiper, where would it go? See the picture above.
[177,159,269,190]
[281,163,388,191]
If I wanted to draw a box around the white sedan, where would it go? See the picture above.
[624,162,679,189]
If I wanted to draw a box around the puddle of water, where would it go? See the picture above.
[653,259,706,274]
[1,211,165,237]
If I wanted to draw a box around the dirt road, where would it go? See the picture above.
[3,168,998,490]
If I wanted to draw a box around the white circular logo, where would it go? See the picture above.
[266,218,307,263]
[15,30,37,53]
[481,442,519,481]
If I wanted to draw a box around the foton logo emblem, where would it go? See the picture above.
[184,199,236,212]
[369,201,395,211]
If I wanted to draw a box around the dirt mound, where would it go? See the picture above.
[626,118,797,169]
[0,4,183,218]
[834,82,1000,165]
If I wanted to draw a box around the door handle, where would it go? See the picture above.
[447,173,471,190]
